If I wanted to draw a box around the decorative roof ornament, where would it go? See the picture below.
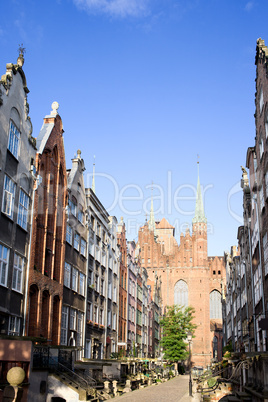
[92,155,96,193]
[50,101,59,116]
[192,161,207,224]
[17,44,26,67]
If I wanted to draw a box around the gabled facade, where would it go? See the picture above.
[61,150,87,358]
[117,217,128,355]
[85,187,117,359]
[0,51,36,337]
[26,102,67,344]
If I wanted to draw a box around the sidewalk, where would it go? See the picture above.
[112,375,201,402]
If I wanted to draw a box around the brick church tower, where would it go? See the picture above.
[138,165,225,367]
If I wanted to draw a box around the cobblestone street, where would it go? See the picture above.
[112,375,201,402]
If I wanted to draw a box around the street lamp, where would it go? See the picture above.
[187,331,193,397]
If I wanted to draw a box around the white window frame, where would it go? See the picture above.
[72,267,78,292]
[8,315,20,336]
[61,306,69,345]
[2,175,16,219]
[66,225,73,245]
[74,233,80,251]
[0,244,10,287]
[17,189,29,230]
[69,199,77,216]
[64,262,71,288]
[79,272,85,296]
[81,238,86,257]
[112,313,117,330]
[77,311,83,347]
[70,308,77,330]
[8,120,20,159]
[12,253,24,293]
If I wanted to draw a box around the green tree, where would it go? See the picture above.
[160,305,196,362]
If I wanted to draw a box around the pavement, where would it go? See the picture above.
[112,375,201,402]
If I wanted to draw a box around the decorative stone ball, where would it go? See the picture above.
[6,367,25,386]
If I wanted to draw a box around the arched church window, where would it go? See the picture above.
[174,280,188,308]
[210,290,222,319]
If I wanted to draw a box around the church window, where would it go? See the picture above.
[218,270,221,275]
[210,290,222,319]
[213,270,216,275]
[174,280,188,308]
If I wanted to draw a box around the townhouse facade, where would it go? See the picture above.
[223,38,268,353]
[0,51,36,339]
[61,150,87,359]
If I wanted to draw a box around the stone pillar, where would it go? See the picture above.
[123,379,132,393]
[112,380,118,396]
[104,381,110,394]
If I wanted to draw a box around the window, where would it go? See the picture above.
[64,262,71,288]
[77,312,83,346]
[81,238,86,257]
[108,310,111,327]
[74,233,80,251]
[87,302,92,321]
[265,171,268,199]
[70,308,77,330]
[72,268,78,292]
[79,272,85,296]
[78,208,83,224]
[85,339,92,358]
[12,253,24,292]
[60,306,69,345]
[174,280,188,308]
[100,279,104,296]
[254,264,263,304]
[99,309,104,325]
[66,225,73,245]
[8,120,20,159]
[263,233,268,276]
[69,199,76,216]
[17,190,29,230]
[113,313,117,330]
[266,113,268,139]
[210,290,222,319]
[0,244,9,287]
[259,135,264,159]
[259,86,264,114]
[260,186,265,210]
[2,175,16,219]
[95,275,99,292]
[8,316,20,336]
[94,305,98,323]
[113,286,117,302]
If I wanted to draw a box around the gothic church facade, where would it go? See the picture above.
[138,166,226,367]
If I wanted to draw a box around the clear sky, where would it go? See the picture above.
[1,0,267,256]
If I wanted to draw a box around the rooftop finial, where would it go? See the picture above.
[17,44,26,67]
[148,180,156,235]
[92,155,96,193]
[77,149,81,159]
[51,101,59,116]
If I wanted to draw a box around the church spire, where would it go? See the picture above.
[192,162,207,224]
[92,155,96,193]
[148,182,156,235]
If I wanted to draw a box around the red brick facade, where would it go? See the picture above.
[138,215,225,367]
[26,108,67,344]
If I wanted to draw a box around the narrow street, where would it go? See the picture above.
[112,375,201,402]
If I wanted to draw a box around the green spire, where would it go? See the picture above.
[148,182,156,234]
[192,162,207,224]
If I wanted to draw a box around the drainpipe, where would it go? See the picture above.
[23,169,42,336]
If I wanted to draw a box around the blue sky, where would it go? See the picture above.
[0,0,267,255]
